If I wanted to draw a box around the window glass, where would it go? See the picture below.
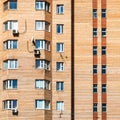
[102,9,106,18]
[3,100,17,109]
[56,62,64,71]
[93,103,97,112]
[93,9,97,18]
[102,103,106,112]
[4,40,18,49]
[93,65,97,74]
[57,43,64,52]
[93,28,97,37]
[10,0,17,9]
[57,24,63,34]
[56,82,64,91]
[3,60,18,69]
[56,101,64,111]
[57,5,64,14]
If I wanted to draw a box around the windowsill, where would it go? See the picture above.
[35,88,50,91]
[56,70,64,72]
[56,13,64,15]
[93,36,97,38]
[56,33,64,35]
[4,49,18,50]
[35,9,50,13]
[102,36,106,38]
[36,68,50,71]
[35,30,50,32]
[36,108,50,110]
[7,68,18,70]
[57,51,64,53]
[56,90,64,92]
[3,88,17,90]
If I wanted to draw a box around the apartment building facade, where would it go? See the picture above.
[0,0,120,120]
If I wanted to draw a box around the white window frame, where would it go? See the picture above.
[57,24,64,34]
[36,21,50,32]
[57,43,64,52]
[35,79,50,90]
[3,100,17,110]
[36,100,50,110]
[4,59,18,69]
[35,40,50,51]
[56,62,64,71]
[57,4,64,14]
[36,60,50,70]
[36,1,50,12]
[56,82,64,91]
[4,40,18,50]
[4,20,18,31]
[56,101,64,111]
[3,79,17,89]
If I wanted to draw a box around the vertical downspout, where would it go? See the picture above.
[71,0,74,120]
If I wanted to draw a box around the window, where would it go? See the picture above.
[102,65,106,74]
[102,9,106,18]
[56,62,64,71]
[93,103,97,112]
[93,65,97,74]
[35,79,50,90]
[36,100,50,110]
[57,5,64,14]
[102,103,106,112]
[35,40,50,51]
[93,28,97,37]
[93,46,97,55]
[35,0,50,12]
[3,100,17,110]
[56,82,64,91]
[93,9,97,18]
[102,28,106,37]
[3,79,17,89]
[3,0,17,10]
[36,60,50,70]
[4,1,8,11]
[3,59,18,69]
[93,84,97,93]
[4,20,18,31]
[57,24,64,34]
[56,101,64,111]
[35,21,50,32]
[102,46,106,55]
[102,84,106,93]
[57,43,64,52]
[10,0,17,9]
[4,40,18,50]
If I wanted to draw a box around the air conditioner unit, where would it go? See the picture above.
[12,108,18,114]
[12,29,19,35]
[34,49,40,55]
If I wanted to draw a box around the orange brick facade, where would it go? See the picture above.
[0,0,120,120]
